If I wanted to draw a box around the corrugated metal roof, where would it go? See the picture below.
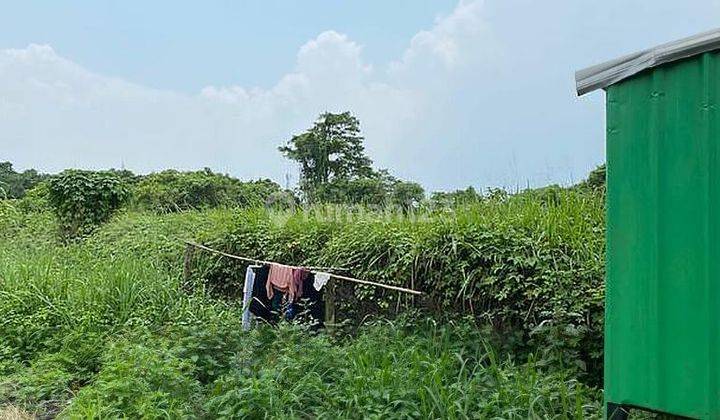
[576,28,720,96]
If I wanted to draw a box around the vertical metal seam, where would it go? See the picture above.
[650,67,664,406]
[702,52,718,416]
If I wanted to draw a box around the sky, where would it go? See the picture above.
[2,1,720,192]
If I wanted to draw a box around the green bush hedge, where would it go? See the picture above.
[131,169,285,213]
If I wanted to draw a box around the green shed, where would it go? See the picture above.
[577,29,720,419]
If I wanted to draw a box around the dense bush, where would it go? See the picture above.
[313,174,426,208]
[47,170,130,240]
[430,186,484,207]
[575,164,606,192]
[61,341,202,418]
[132,169,284,212]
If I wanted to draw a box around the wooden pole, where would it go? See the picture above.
[183,240,422,295]
[182,241,345,272]
[183,244,194,285]
[324,278,336,330]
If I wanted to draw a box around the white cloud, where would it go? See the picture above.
[391,0,491,75]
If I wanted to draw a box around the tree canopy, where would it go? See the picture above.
[279,112,374,202]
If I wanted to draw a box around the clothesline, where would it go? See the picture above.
[182,240,422,296]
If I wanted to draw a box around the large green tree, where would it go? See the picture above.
[279,112,373,201]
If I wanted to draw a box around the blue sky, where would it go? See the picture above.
[0,1,457,92]
[2,1,720,191]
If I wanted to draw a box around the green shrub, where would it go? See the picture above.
[168,316,245,385]
[0,355,75,417]
[48,170,130,240]
[132,169,283,213]
[0,161,49,199]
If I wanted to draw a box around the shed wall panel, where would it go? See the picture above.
[606,51,720,418]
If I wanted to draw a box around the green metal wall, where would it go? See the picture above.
[606,51,720,419]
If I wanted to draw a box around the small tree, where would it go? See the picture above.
[279,112,373,202]
[391,181,425,210]
[48,170,131,240]
[430,187,483,208]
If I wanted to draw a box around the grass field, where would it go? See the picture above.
[0,190,605,418]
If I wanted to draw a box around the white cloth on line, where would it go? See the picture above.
[242,266,257,331]
[313,272,331,291]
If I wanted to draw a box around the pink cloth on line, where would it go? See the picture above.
[266,264,309,301]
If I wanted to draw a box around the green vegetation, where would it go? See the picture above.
[279,112,426,206]
[0,180,605,418]
[48,170,131,240]
[279,111,374,201]
[132,169,286,213]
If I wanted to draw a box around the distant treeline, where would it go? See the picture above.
[0,161,49,199]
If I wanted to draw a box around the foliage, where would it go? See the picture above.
[205,320,600,419]
[193,188,605,382]
[264,190,299,210]
[279,112,374,201]
[314,176,390,206]
[312,169,425,208]
[278,113,426,208]
[47,170,131,240]
[132,168,283,213]
[0,161,49,199]
[430,186,484,207]
[61,340,202,419]
[15,181,51,213]
[576,164,606,192]
[391,180,425,209]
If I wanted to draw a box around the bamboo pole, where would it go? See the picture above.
[183,240,422,295]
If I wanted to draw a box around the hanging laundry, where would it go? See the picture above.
[250,265,277,324]
[242,265,257,331]
[313,272,331,291]
[292,268,310,300]
[298,272,325,329]
[266,264,309,301]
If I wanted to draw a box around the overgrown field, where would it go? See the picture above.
[0,189,605,418]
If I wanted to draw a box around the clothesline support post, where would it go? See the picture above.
[183,244,194,286]
[324,279,336,331]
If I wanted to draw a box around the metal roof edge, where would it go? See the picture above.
[576,28,720,96]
